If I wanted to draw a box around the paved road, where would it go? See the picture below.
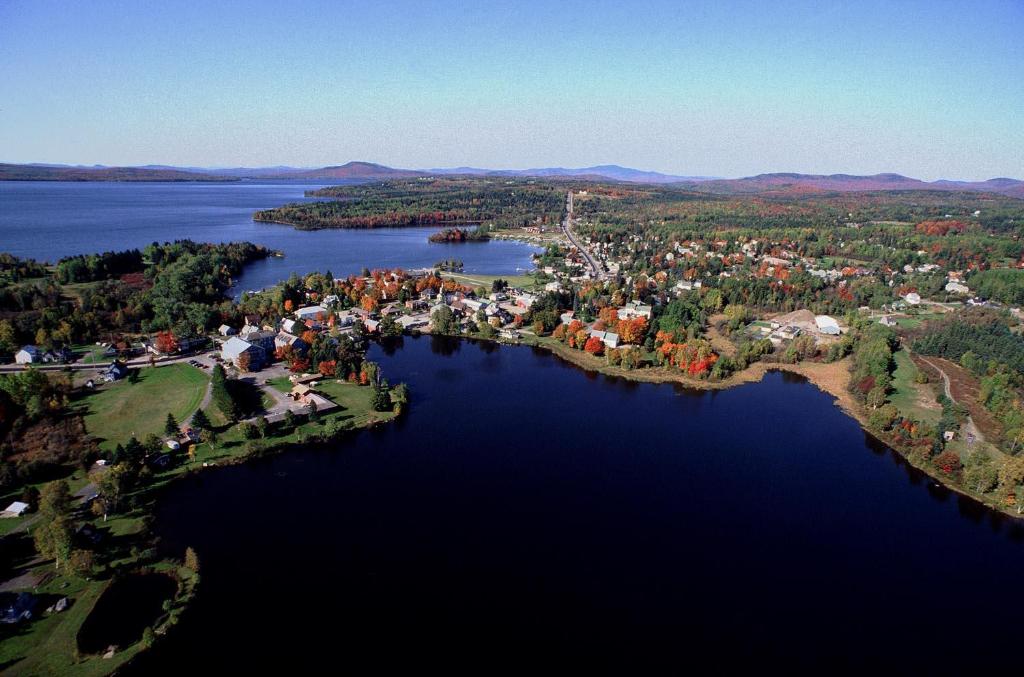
[561,191,604,279]
[0,350,216,374]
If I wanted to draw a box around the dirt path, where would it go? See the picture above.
[706,315,737,357]
[188,382,213,426]
[917,356,987,446]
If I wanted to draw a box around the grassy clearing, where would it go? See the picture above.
[265,376,292,393]
[443,272,543,290]
[69,344,110,366]
[60,281,102,304]
[81,364,208,451]
[888,349,940,424]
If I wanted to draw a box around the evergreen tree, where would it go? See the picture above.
[191,408,211,431]
[164,412,179,437]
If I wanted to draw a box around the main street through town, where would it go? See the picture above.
[562,191,605,280]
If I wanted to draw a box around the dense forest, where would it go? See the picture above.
[253,178,565,230]
[912,312,1024,374]
[0,241,270,355]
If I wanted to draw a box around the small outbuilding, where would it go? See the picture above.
[814,315,841,336]
[2,501,29,517]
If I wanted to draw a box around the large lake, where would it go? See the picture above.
[0,181,541,295]
[133,337,1023,674]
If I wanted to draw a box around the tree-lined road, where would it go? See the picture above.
[562,191,604,280]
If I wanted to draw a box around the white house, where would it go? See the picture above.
[513,293,537,309]
[397,315,428,330]
[218,324,237,337]
[904,292,922,305]
[294,305,327,321]
[618,302,653,321]
[945,281,970,295]
[14,346,39,364]
[221,336,265,371]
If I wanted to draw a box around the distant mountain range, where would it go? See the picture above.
[684,172,1024,198]
[2,161,1022,197]
[426,164,715,184]
[0,163,233,182]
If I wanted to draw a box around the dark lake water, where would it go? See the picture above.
[135,337,1023,674]
[0,182,541,295]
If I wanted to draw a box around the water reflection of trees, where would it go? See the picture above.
[430,335,461,356]
[376,336,405,356]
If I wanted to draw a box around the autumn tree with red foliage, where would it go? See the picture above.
[154,330,178,355]
[934,450,962,476]
[916,220,968,237]
[584,336,604,355]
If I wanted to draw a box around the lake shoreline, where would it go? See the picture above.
[514,333,1020,520]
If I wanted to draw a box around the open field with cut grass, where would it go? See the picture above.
[443,272,543,290]
[888,349,941,424]
[80,364,208,451]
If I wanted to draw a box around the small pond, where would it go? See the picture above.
[77,573,177,655]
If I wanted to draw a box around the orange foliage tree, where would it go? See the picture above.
[154,330,178,355]
[616,317,647,345]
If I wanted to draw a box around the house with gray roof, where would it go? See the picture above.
[221,336,266,371]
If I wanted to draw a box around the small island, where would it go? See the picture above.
[428,226,490,243]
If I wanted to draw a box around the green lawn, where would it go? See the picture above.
[71,344,110,366]
[443,272,542,290]
[895,317,924,329]
[266,376,292,393]
[315,380,386,427]
[888,349,940,424]
[0,576,135,677]
[81,364,208,451]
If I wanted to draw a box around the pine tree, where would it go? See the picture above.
[164,412,179,437]
[191,408,211,431]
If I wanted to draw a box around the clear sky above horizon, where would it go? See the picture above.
[1,0,1022,180]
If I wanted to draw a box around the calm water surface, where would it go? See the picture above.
[133,337,1022,674]
[0,182,541,294]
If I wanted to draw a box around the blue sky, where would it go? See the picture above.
[1,0,1021,179]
